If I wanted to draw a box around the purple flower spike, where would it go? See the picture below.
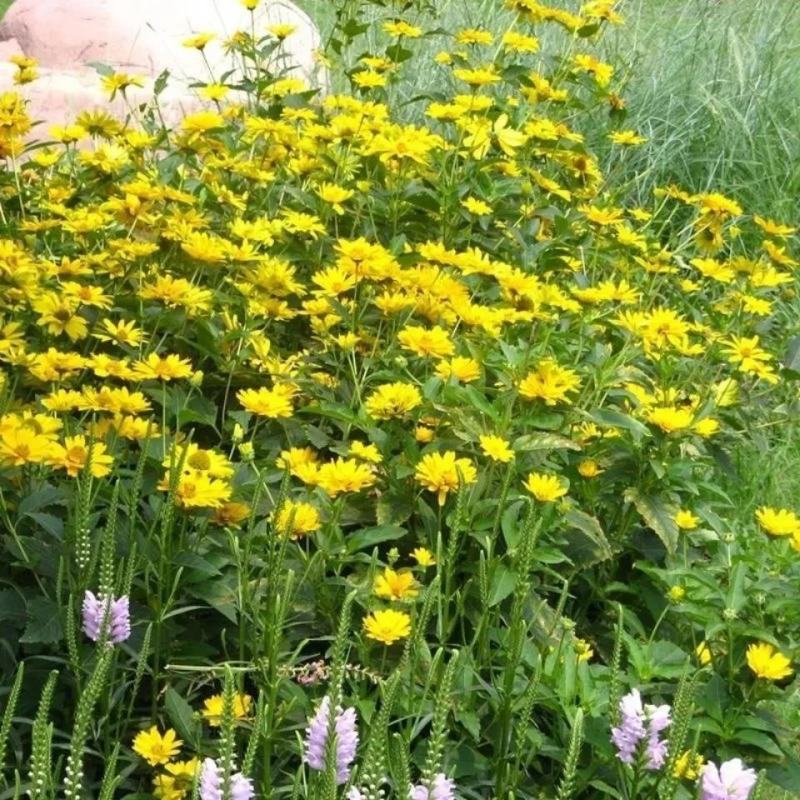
[199,757,254,800]
[408,774,456,800]
[611,689,671,771]
[82,590,131,644]
[303,696,359,785]
[701,759,757,800]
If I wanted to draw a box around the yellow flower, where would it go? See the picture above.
[668,585,686,603]
[350,441,382,464]
[746,642,793,681]
[574,638,594,662]
[267,23,297,39]
[524,472,567,503]
[353,71,387,89]
[274,500,321,539]
[200,693,253,726]
[181,110,225,135]
[48,435,113,478]
[462,197,492,216]
[415,451,477,505]
[675,510,700,531]
[316,458,376,497]
[172,474,232,509]
[755,506,800,537]
[365,382,422,419]
[0,428,58,466]
[647,406,694,434]
[434,356,481,383]
[696,642,712,666]
[182,33,215,50]
[411,547,436,567]
[134,354,193,382]
[673,751,704,781]
[133,727,182,767]
[237,385,295,419]
[317,183,355,214]
[519,359,580,405]
[609,130,647,146]
[479,435,514,463]
[398,325,455,359]
[374,567,419,601]
[383,20,423,38]
[577,459,603,478]
[363,609,411,644]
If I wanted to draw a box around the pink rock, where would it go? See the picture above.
[0,0,324,134]
[0,0,323,81]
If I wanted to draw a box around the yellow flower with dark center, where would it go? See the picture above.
[479,435,514,463]
[133,727,182,767]
[525,472,567,503]
[182,33,215,50]
[172,474,232,509]
[93,319,145,347]
[211,502,251,528]
[746,642,793,681]
[0,428,58,466]
[48,435,113,478]
[374,567,419,601]
[755,506,800,537]
[363,609,411,644]
[134,354,193,382]
[415,451,477,505]
[200,693,253,726]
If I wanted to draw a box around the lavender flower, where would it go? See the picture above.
[610,689,671,770]
[82,590,131,644]
[303,696,359,784]
[199,757,254,800]
[701,759,757,800]
[408,774,456,800]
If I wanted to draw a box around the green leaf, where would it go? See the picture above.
[733,728,783,757]
[514,433,580,452]
[590,409,651,442]
[346,525,407,553]
[165,687,200,746]
[562,509,613,565]
[624,489,679,553]
[21,598,64,644]
[488,565,516,606]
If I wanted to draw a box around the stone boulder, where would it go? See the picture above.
[0,0,324,133]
